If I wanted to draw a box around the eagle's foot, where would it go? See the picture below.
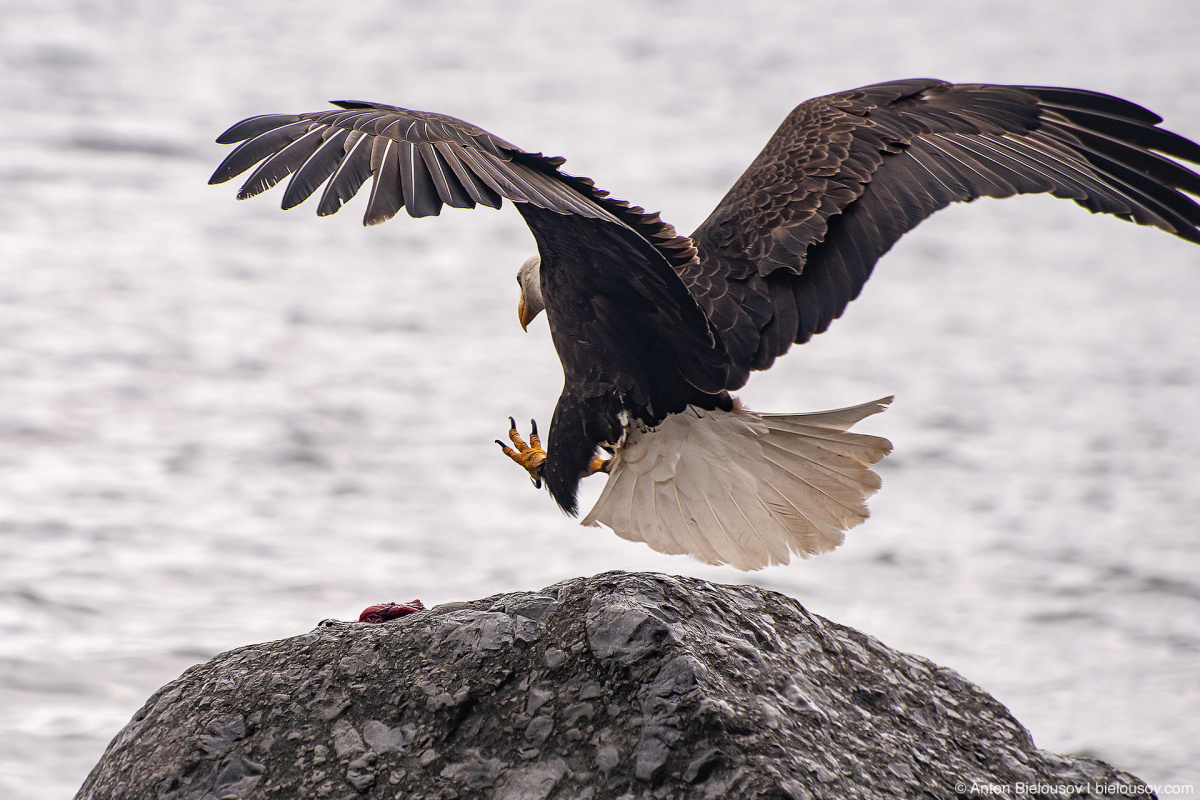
[587,454,611,476]
[496,417,547,488]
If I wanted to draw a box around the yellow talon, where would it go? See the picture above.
[496,417,547,488]
[587,454,610,476]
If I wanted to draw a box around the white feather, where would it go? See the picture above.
[581,397,893,570]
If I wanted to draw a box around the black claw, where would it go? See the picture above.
[508,416,517,431]
[495,439,506,448]
[529,419,538,436]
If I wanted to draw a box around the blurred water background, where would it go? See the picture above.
[2,1,1199,796]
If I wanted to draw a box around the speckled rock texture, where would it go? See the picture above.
[76,572,1151,799]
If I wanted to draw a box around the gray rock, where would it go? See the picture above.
[74,571,1154,799]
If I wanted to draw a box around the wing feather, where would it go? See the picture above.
[233,126,327,200]
[418,142,475,208]
[210,119,311,184]
[281,128,352,210]
[917,135,1026,196]
[397,139,442,217]
[433,141,503,208]
[364,139,404,225]
[317,131,374,217]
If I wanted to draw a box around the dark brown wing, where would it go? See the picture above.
[687,79,1200,385]
[209,100,698,262]
[211,101,602,223]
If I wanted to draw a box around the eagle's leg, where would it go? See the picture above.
[496,417,547,488]
[587,454,611,475]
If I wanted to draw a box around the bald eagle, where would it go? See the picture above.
[211,79,1200,570]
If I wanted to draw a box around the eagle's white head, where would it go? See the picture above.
[516,254,544,330]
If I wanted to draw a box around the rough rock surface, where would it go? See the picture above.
[76,572,1152,799]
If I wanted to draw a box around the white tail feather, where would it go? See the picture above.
[581,397,893,570]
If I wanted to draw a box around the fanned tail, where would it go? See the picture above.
[581,397,893,570]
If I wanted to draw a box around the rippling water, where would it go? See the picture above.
[2,1,1199,796]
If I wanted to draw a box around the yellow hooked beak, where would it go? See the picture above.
[518,297,534,331]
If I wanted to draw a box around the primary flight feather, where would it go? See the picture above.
[211,78,1200,569]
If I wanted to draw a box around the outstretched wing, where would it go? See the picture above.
[209,100,698,258]
[688,79,1200,384]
